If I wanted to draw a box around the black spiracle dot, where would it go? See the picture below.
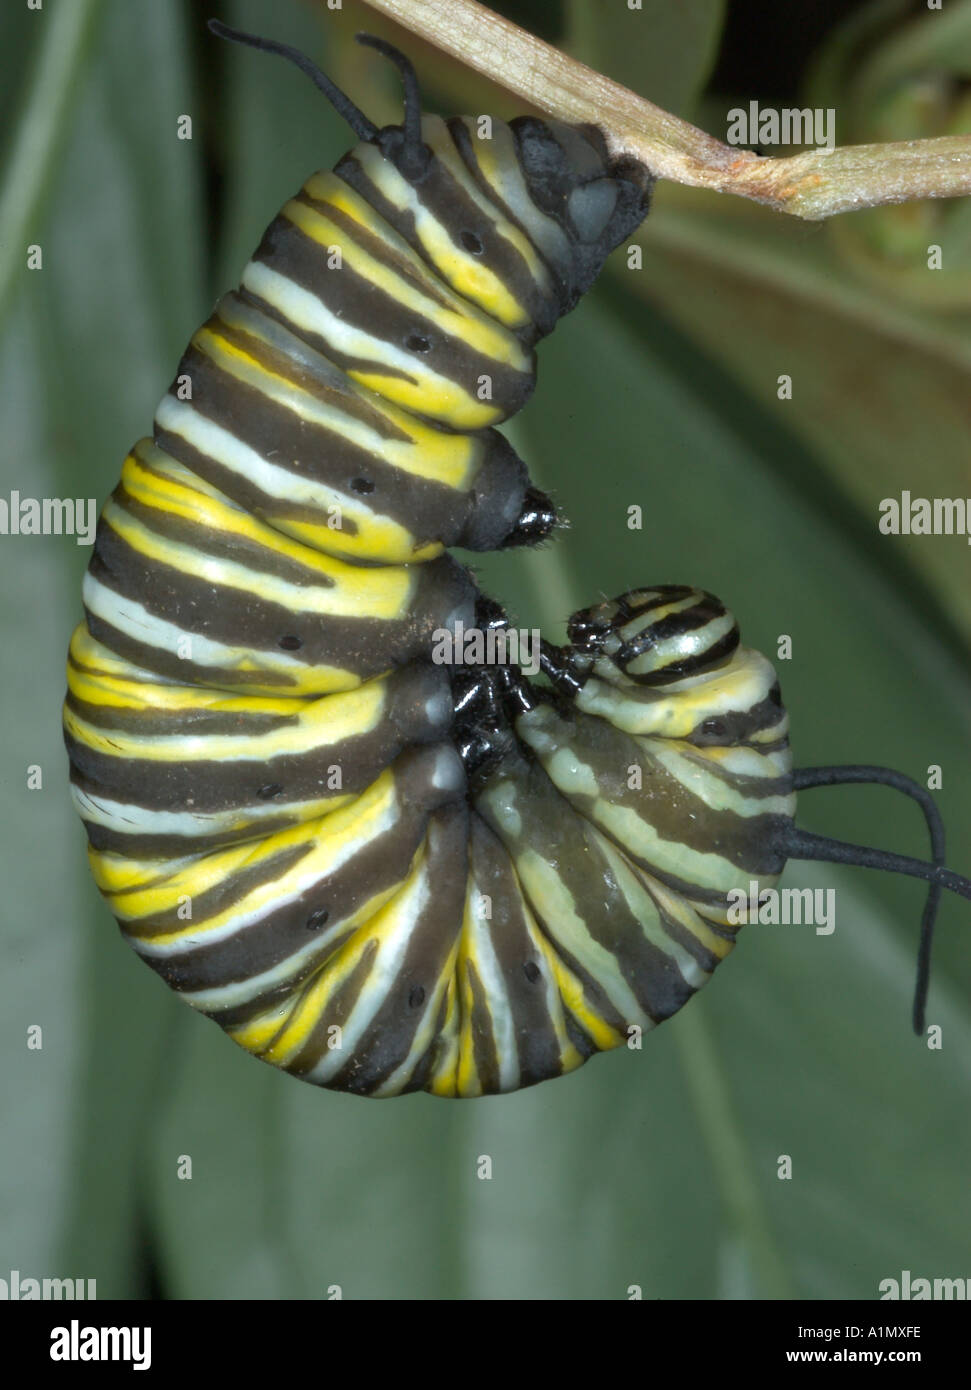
[306,907,330,931]
[257,783,284,800]
[278,634,302,650]
[460,230,484,255]
[408,984,426,1008]
[523,961,541,984]
[406,333,432,353]
[350,477,374,494]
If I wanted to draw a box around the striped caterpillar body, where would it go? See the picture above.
[64,23,969,1098]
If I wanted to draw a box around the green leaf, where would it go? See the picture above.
[0,0,105,329]
[565,0,727,118]
[804,0,971,293]
[0,305,91,1287]
[627,185,971,648]
[0,0,206,1296]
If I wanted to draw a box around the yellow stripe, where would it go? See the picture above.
[425,979,460,1096]
[112,455,416,621]
[257,839,430,1067]
[64,678,385,762]
[90,768,399,931]
[215,300,483,488]
[341,128,548,331]
[310,163,533,331]
[283,193,529,366]
[455,934,484,1097]
[547,952,624,1053]
[67,659,313,718]
[188,329,426,563]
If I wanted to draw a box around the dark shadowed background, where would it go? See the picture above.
[1,0,969,1299]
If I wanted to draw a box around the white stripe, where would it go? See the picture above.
[156,395,365,519]
[82,573,348,687]
[512,845,651,1027]
[102,497,393,619]
[242,261,489,396]
[598,837,709,993]
[65,701,378,762]
[649,743,795,819]
[70,786,334,838]
[131,798,402,963]
[303,867,432,1084]
[470,887,519,1091]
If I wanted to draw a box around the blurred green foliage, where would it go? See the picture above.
[1,0,969,1299]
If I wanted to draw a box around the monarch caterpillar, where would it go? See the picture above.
[63,21,970,1098]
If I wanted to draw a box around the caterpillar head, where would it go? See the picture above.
[565,585,741,688]
[350,38,654,315]
[542,585,791,773]
[495,583,797,928]
[509,117,654,308]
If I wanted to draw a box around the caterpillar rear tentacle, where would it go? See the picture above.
[62,23,968,1099]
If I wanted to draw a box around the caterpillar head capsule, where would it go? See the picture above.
[508,117,654,310]
[564,585,742,686]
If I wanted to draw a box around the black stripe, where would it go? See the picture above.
[64,691,297,739]
[336,140,558,341]
[296,190,458,311]
[250,214,535,418]
[87,523,476,684]
[216,293,414,441]
[468,813,564,1089]
[114,475,340,588]
[159,346,476,550]
[322,802,469,1093]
